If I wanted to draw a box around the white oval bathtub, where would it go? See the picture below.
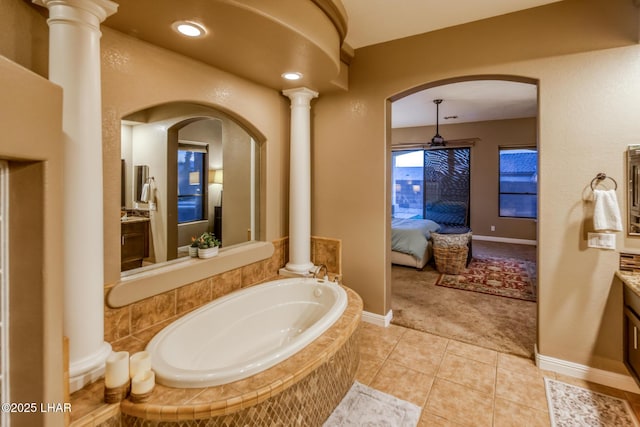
[146,277,348,388]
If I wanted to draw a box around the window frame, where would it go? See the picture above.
[498,146,538,219]
[177,142,209,224]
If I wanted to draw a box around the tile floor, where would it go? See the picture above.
[357,321,640,427]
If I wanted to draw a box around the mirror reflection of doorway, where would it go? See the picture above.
[120,102,260,275]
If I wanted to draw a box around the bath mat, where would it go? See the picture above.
[544,377,640,427]
[436,255,536,302]
[324,381,421,427]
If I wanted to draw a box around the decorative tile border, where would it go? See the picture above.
[121,331,359,426]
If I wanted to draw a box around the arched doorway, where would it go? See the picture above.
[387,76,539,358]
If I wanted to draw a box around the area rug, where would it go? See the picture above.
[436,255,536,302]
[324,381,421,427]
[544,378,640,427]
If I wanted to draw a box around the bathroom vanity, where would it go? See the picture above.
[121,217,150,271]
[620,270,640,386]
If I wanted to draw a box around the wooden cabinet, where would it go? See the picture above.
[214,206,222,243]
[624,284,640,385]
[121,219,149,272]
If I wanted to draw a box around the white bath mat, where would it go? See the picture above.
[544,377,640,427]
[324,381,421,427]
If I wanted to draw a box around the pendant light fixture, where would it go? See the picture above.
[430,99,446,147]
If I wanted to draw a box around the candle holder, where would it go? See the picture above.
[129,389,153,404]
[104,382,130,404]
[104,351,130,403]
[130,370,155,403]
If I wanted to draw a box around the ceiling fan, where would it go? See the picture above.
[427,99,480,148]
[430,99,446,147]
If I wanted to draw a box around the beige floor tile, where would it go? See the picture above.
[418,411,465,427]
[388,338,446,375]
[370,359,434,407]
[445,339,498,366]
[497,353,542,378]
[436,352,497,395]
[359,323,405,360]
[493,397,551,427]
[400,328,450,352]
[355,352,385,386]
[425,378,494,427]
[496,368,548,411]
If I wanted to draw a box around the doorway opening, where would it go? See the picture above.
[388,76,539,358]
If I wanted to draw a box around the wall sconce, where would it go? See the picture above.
[412,184,421,193]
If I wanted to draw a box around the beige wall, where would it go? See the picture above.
[313,0,640,372]
[392,117,538,241]
[0,56,64,426]
[100,28,291,285]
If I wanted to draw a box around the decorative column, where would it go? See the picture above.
[281,87,319,275]
[34,0,118,392]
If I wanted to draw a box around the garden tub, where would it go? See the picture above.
[146,277,348,388]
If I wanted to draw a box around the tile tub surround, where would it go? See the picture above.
[117,286,361,424]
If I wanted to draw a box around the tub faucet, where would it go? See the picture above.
[314,264,328,280]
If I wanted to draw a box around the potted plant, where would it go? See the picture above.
[188,237,199,257]
[197,232,221,259]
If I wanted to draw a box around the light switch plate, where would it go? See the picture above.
[587,232,616,250]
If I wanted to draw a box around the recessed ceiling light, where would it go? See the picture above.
[172,20,207,38]
[282,72,303,81]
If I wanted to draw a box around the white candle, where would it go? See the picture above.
[104,351,129,389]
[131,370,155,395]
[129,351,151,379]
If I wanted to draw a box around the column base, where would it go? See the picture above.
[68,341,112,393]
[279,262,316,277]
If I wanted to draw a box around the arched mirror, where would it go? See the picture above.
[120,102,260,275]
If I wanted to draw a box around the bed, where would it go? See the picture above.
[391,218,440,270]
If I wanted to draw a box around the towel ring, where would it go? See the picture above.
[590,173,617,190]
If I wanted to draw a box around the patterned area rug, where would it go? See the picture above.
[436,255,536,302]
[324,381,421,427]
[545,378,640,427]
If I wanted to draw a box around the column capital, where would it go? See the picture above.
[33,0,118,23]
[282,87,319,105]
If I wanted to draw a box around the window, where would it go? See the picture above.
[499,147,537,219]
[392,147,470,226]
[177,144,208,223]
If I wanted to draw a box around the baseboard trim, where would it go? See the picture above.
[362,309,393,327]
[473,235,537,246]
[535,346,640,393]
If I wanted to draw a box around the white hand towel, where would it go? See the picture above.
[593,189,622,231]
[140,183,150,203]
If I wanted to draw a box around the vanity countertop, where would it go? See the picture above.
[120,216,150,224]
[617,271,640,296]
